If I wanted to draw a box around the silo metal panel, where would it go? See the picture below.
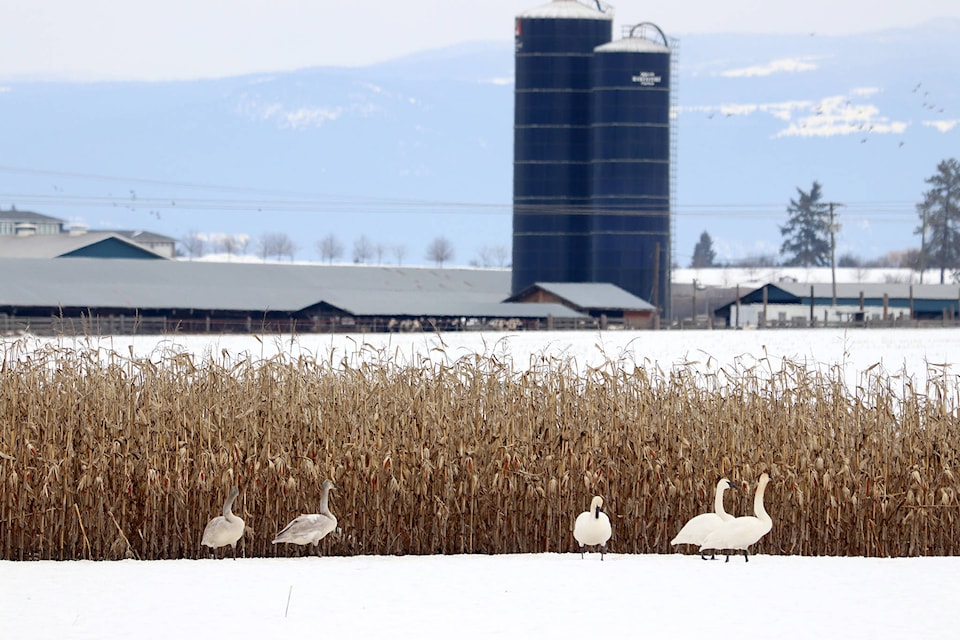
[589,40,671,309]
[513,7,612,293]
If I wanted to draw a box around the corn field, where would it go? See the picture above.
[1,338,958,561]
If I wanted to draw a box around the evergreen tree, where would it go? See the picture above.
[915,158,960,283]
[690,231,717,268]
[779,181,831,267]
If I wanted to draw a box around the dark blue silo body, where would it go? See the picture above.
[512,3,612,294]
[590,37,671,313]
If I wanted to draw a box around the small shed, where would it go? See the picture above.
[505,282,657,329]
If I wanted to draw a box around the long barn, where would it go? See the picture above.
[0,258,656,335]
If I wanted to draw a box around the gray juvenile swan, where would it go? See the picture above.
[671,478,737,559]
[699,473,772,562]
[273,479,339,553]
[573,495,612,560]
[201,485,245,558]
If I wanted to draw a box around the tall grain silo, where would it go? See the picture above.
[512,0,613,295]
[589,24,672,316]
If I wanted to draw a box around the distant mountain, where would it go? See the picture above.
[0,21,957,267]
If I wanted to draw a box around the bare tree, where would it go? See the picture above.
[180,231,206,260]
[374,243,387,265]
[316,234,344,264]
[277,233,297,262]
[391,244,408,266]
[222,234,249,257]
[352,235,374,264]
[425,236,455,267]
[258,232,297,262]
[476,244,510,268]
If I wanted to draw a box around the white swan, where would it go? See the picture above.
[574,495,612,560]
[699,473,772,562]
[273,479,339,553]
[201,485,244,558]
[671,477,737,560]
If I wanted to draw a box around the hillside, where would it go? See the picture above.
[1,21,958,267]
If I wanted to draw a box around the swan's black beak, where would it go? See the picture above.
[594,506,602,518]
[728,481,738,491]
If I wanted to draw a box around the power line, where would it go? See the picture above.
[0,165,926,221]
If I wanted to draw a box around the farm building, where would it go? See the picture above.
[0,257,654,335]
[0,232,167,260]
[0,208,176,258]
[506,282,657,329]
[715,282,960,328]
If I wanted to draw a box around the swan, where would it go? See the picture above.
[201,485,245,558]
[574,495,612,560]
[273,479,339,553]
[670,477,737,560]
[699,473,772,562]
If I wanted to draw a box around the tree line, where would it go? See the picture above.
[179,231,511,269]
[690,158,960,282]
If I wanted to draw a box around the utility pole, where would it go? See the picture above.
[920,205,927,284]
[827,202,843,307]
[941,186,951,284]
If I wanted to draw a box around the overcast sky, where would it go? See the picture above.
[3,0,960,81]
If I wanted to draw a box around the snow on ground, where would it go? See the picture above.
[4,327,960,639]
[2,554,957,639]
[11,326,960,392]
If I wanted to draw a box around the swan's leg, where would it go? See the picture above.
[600,544,606,561]
[743,549,749,562]
[724,551,731,563]
[579,545,584,559]
[700,550,716,560]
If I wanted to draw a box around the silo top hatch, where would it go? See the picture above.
[595,37,670,54]
[517,0,613,20]
[595,23,670,53]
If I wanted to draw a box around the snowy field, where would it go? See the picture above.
[9,326,960,391]
[2,554,957,639]
[4,327,960,639]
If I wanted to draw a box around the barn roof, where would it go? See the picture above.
[0,232,167,260]
[0,258,588,319]
[506,282,655,311]
[0,209,64,224]
[716,281,960,317]
[742,282,960,303]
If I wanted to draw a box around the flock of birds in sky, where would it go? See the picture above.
[199,473,773,562]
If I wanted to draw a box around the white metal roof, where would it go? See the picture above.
[0,258,590,320]
[0,232,166,259]
[517,0,613,20]
[509,282,655,311]
[595,37,670,54]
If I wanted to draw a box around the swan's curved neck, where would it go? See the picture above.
[223,489,239,520]
[320,486,331,515]
[754,481,770,523]
[713,483,727,516]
